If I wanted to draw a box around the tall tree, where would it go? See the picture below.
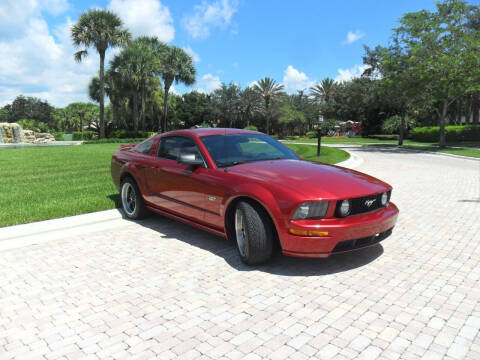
[310,78,336,103]
[159,46,196,132]
[253,77,284,134]
[110,37,164,135]
[392,0,480,147]
[71,9,131,138]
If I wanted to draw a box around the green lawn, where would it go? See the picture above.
[281,137,480,159]
[0,143,348,227]
[287,144,350,164]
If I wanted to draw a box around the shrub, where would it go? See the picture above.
[72,131,97,140]
[367,134,399,140]
[306,131,317,138]
[83,137,147,144]
[381,115,416,135]
[53,132,65,141]
[244,125,258,131]
[411,125,480,142]
[109,130,156,138]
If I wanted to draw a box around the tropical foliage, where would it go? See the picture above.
[1,0,479,147]
[71,9,131,138]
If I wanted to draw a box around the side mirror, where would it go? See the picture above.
[178,153,204,167]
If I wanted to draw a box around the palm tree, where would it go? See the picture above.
[253,77,284,134]
[109,37,163,135]
[71,10,131,138]
[239,87,260,127]
[310,78,336,103]
[159,46,196,132]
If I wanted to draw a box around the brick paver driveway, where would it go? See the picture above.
[1,148,479,360]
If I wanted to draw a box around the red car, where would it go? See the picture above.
[111,128,398,265]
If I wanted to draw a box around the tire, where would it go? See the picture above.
[234,200,274,265]
[120,177,150,220]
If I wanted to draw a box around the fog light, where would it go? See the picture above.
[381,192,388,206]
[339,199,351,217]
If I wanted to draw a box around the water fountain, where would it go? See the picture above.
[0,122,56,147]
[0,123,24,143]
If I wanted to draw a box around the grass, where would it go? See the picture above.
[281,137,480,159]
[286,144,350,164]
[0,143,348,227]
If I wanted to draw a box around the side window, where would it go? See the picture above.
[158,136,203,162]
[134,138,154,155]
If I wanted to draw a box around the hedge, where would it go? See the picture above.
[411,125,480,142]
[83,138,147,144]
[109,130,156,138]
[72,131,97,140]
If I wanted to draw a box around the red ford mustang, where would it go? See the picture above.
[111,128,398,264]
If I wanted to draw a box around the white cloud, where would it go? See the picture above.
[194,73,222,93]
[343,30,365,44]
[282,65,314,93]
[182,46,200,63]
[334,64,369,83]
[183,0,239,39]
[0,0,69,39]
[108,0,174,42]
[0,7,117,107]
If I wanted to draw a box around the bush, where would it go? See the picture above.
[411,125,480,142]
[72,131,97,140]
[244,125,258,131]
[368,134,399,140]
[53,132,65,141]
[109,130,156,138]
[382,115,416,135]
[306,131,317,138]
[83,137,147,144]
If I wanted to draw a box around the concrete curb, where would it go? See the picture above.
[0,209,128,252]
[280,141,480,162]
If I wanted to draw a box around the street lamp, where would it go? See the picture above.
[317,114,324,157]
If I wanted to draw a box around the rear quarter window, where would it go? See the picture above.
[134,138,154,155]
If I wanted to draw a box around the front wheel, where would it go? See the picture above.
[234,201,274,265]
[121,178,149,220]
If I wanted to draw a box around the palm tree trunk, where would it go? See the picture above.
[162,83,171,133]
[99,51,106,139]
[265,98,270,135]
[140,85,146,132]
[133,95,139,137]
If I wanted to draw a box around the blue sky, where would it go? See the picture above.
[0,0,453,106]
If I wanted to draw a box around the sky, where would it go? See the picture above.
[0,0,458,107]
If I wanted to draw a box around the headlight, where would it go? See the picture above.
[292,201,329,220]
[381,192,388,206]
[339,199,351,217]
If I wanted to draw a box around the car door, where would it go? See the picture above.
[144,135,208,223]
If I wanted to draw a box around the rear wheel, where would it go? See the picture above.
[234,201,274,265]
[121,177,149,219]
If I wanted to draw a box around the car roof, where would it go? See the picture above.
[161,128,262,137]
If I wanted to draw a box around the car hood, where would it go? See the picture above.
[227,159,391,199]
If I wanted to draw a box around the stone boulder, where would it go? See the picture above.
[33,132,55,144]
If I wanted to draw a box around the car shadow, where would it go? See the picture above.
[116,209,384,277]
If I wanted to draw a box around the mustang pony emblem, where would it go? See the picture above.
[365,199,376,207]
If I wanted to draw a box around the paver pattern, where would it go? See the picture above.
[1,147,480,359]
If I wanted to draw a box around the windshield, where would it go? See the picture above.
[200,133,299,167]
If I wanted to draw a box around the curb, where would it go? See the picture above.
[0,209,128,252]
[281,141,480,162]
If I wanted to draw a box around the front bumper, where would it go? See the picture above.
[281,202,399,258]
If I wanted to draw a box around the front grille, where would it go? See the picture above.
[335,191,391,217]
[332,227,393,253]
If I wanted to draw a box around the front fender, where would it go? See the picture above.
[223,183,288,240]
